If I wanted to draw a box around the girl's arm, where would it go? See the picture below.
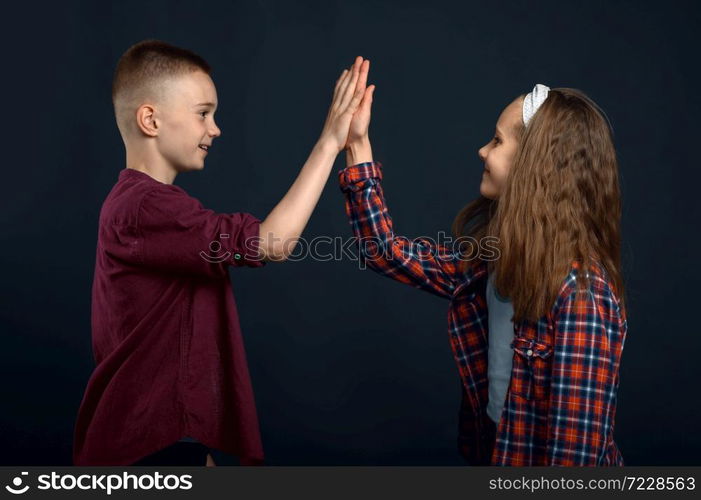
[339,158,483,299]
[546,281,627,465]
[339,68,483,298]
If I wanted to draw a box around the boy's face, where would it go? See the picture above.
[478,97,522,200]
[155,70,221,173]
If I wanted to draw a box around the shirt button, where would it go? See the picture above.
[526,349,533,357]
[234,253,242,260]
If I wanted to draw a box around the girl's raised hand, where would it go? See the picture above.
[318,56,369,153]
[345,60,375,149]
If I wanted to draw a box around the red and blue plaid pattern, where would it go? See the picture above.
[339,161,627,466]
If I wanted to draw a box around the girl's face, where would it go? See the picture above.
[478,97,523,200]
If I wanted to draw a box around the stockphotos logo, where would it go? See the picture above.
[4,471,193,495]
[5,472,29,494]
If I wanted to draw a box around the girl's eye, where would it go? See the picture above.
[200,111,208,118]
[493,137,500,144]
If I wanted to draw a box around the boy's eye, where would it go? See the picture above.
[200,111,208,118]
[493,137,499,144]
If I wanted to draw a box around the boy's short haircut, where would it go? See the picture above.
[112,39,211,139]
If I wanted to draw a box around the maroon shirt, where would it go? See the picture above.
[73,168,265,465]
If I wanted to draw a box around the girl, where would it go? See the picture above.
[339,79,627,466]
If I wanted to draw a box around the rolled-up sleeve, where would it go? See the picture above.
[133,185,265,277]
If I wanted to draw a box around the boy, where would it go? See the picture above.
[73,40,371,466]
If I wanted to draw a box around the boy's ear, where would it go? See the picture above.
[135,104,159,137]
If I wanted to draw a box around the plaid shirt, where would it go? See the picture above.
[339,161,627,466]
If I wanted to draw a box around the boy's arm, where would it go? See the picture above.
[111,58,368,278]
[257,56,370,262]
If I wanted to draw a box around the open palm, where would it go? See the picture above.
[345,60,375,148]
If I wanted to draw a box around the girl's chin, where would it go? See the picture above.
[479,182,497,200]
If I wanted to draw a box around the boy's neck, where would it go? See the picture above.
[125,149,177,184]
[126,165,177,185]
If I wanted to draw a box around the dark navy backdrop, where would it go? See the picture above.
[1,0,698,465]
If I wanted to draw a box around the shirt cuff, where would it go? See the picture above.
[338,161,383,191]
[231,217,266,268]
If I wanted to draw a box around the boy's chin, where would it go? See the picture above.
[178,162,206,173]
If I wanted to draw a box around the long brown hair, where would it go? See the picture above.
[452,88,625,323]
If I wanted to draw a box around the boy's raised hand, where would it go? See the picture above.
[318,56,369,153]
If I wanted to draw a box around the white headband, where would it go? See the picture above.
[522,83,550,126]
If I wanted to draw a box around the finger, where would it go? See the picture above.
[334,62,356,109]
[352,85,375,119]
[338,58,359,103]
[346,60,371,112]
[355,59,370,96]
[339,56,363,110]
[347,82,366,113]
[345,59,369,113]
[333,69,348,98]
[361,85,375,113]
[331,69,350,108]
